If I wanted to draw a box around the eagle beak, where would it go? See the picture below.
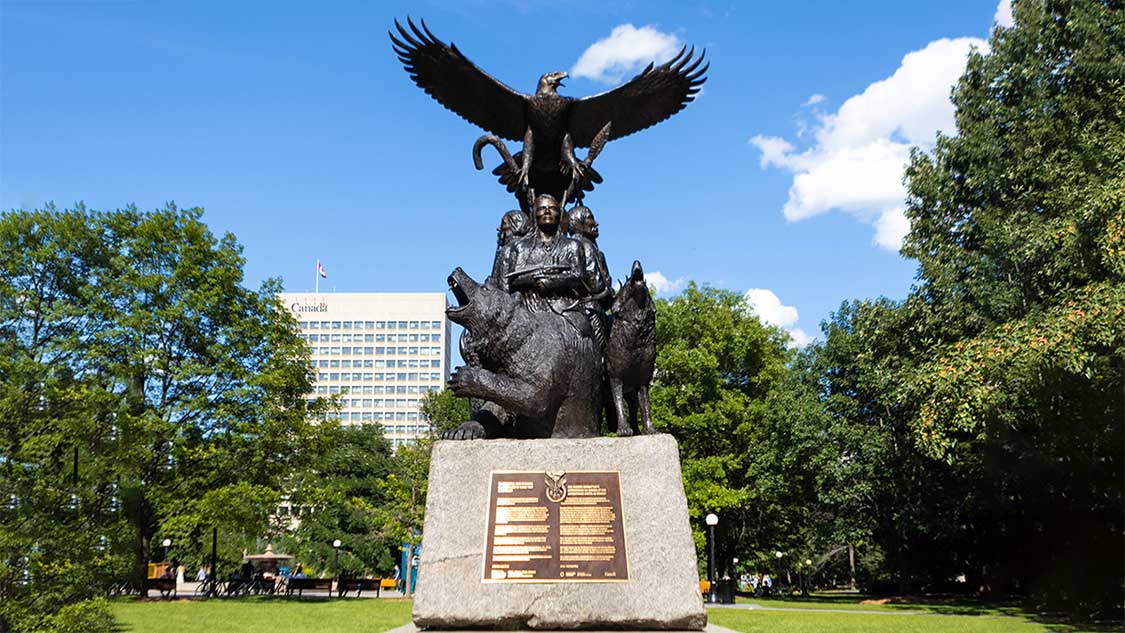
[558,72,568,87]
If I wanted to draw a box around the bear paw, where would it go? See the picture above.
[441,420,486,440]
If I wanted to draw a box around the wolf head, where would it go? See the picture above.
[446,267,520,334]
[612,260,654,317]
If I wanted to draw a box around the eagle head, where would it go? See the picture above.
[537,71,568,95]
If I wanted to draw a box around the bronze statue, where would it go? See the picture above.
[390,18,707,207]
[445,267,602,439]
[389,18,695,440]
[607,261,657,436]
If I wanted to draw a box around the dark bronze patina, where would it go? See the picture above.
[483,471,629,583]
[390,17,707,209]
[390,18,687,440]
[607,261,657,436]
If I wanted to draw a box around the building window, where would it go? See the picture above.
[396,386,407,394]
[397,372,407,380]
[387,321,396,330]
[343,321,352,329]
[332,321,341,329]
[409,321,419,329]
[431,321,441,328]
[432,334,441,342]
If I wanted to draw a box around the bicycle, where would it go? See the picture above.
[194,576,227,598]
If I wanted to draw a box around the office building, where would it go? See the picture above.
[280,292,451,447]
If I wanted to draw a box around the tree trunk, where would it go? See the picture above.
[848,543,856,589]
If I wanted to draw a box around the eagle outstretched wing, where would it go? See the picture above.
[390,18,529,142]
[568,47,708,148]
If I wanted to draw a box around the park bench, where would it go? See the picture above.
[143,578,176,598]
[286,577,333,596]
[380,578,396,590]
[337,578,381,597]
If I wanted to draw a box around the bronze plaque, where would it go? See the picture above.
[482,470,629,583]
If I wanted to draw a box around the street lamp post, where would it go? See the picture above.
[332,538,342,592]
[774,551,783,597]
[803,558,812,596]
[705,513,718,603]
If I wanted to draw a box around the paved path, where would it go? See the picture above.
[710,603,934,616]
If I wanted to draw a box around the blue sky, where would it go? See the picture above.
[1,0,1011,345]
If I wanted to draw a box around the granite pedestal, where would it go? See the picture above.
[413,434,706,630]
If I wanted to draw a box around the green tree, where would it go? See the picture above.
[811,0,1123,613]
[282,424,397,577]
[0,205,327,631]
[901,0,1123,612]
[650,284,827,580]
[420,388,470,436]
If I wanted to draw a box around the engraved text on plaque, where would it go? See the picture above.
[483,471,629,583]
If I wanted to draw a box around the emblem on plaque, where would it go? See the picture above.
[545,471,568,503]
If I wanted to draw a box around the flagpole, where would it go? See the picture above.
[315,260,319,295]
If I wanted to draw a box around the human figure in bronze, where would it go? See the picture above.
[566,205,612,349]
[498,195,592,337]
[486,210,531,288]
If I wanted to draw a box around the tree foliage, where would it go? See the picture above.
[808,0,1123,613]
[282,424,397,577]
[0,204,328,631]
[650,284,827,577]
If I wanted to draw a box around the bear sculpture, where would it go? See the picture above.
[443,267,602,439]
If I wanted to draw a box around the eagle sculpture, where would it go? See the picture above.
[390,18,708,208]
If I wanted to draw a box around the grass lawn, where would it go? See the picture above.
[111,595,1111,633]
[710,607,1054,633]
[111,597,413,633]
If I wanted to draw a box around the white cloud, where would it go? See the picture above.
[744,288,814,347]
[749,36,986,251]
[571,24,682,84]
[994,0,1014,27]
[646,271,686,295]
[787,328,815,347]
[803,93,826,106]
[873,207,911,251]
[744,288,799,327]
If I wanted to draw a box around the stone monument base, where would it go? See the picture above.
[390,625,735,633]
[413,435,706,630]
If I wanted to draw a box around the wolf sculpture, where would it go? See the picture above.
[607,261,657,436]
[443,267,602,439]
